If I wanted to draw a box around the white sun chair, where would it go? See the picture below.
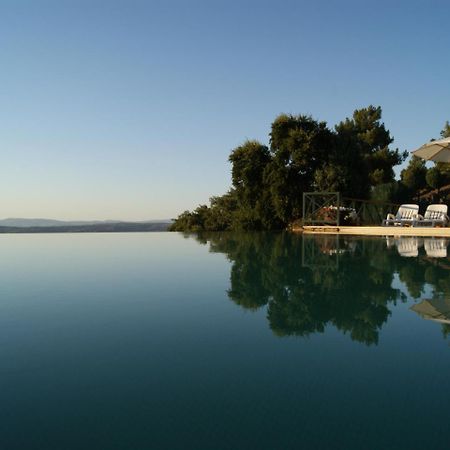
[424,238,448,258]
[412,204,449,227]
[382,204,419,226]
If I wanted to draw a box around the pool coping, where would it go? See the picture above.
[299,226,450,237]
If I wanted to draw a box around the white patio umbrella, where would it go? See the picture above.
[412,137,450,162]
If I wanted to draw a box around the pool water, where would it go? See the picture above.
[1,232,449,449]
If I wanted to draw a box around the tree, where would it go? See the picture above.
[441,121,450,138]
[313,164,352,193]
[265,114,334,224]
[203,191,238,230]
[169,190,239,232]
[335,106,407,198]
[169,205,210,232]
[426,167,442,192]
[170,106,406,231]
[400,156,428,197]
[228,140,277,229]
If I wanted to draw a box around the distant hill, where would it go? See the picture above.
[0,218,172,233]
[0,218,172,227]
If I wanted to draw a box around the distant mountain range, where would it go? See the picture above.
[0,218,173,233]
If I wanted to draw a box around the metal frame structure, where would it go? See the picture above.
[302,192,341,226]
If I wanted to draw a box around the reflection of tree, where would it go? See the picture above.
[267,238,402,345]
[193,233,405,346]
[398,264,426,299]
[442,324,450,339]
[394,250,450,304]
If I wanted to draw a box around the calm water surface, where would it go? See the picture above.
[1,232,450,449]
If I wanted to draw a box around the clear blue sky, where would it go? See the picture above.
[1,0,449,220]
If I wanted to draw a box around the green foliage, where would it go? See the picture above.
[370,182,400,204]
[168,205,210,232]
[266,114,334,223]
[334,106,407,197]
[396,121,450,204]
[313,164,352,193]
[399,155,428,198]
[169,191,238,232]
[435,163,450,186]
[171,106,407,231]
[426,167,442,191]
[229,140,278,230]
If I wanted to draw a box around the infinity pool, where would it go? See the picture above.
[1,232,449,449]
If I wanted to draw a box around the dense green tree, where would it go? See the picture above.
[171,106,407,231]
[203,191,238,230]
[265,114,334,224]
[228,140,278,229]
[370,182,401,204]
[400,156,428,197]
[335,106,407,198]
[313,164,351,194]
[169,191,238,231]
[169,205,210,232]
[426,166,442,192]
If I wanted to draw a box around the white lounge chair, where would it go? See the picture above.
[424,238,448,258]
[382,204,419,226]
[413,204,449,227]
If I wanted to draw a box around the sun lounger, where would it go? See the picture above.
[382,204,419,226]
[412,204,448,227]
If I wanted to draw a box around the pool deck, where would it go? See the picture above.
[300,226,450,237]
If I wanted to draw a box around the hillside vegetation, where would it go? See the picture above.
[171,107,449,232]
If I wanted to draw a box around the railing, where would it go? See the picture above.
[342,197,400,225]
[302,192,400,226]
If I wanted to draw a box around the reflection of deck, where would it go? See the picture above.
[301,226,450,237]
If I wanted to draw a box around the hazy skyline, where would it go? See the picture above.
[2,0,449,220]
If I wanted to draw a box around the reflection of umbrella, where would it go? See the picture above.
[411,298,450,324]
[412,137,450,162]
